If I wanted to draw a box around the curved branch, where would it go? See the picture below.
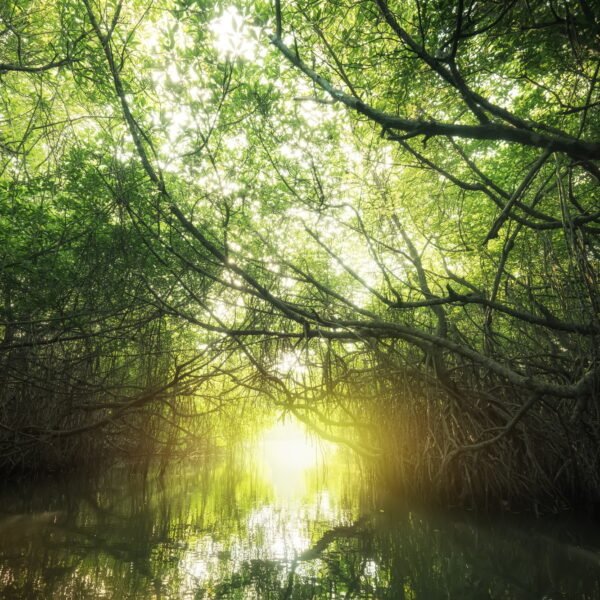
[271,36,600,162]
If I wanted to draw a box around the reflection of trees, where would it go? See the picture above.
[1,464,599,599]
[200,507,600,599]
[0,458,272,598]
[370,509,600,600]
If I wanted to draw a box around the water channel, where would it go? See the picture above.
[1,419,599,599]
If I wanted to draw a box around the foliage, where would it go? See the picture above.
[0,0,598,507]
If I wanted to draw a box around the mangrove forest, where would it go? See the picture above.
[2,0,600,505]
[1,0,600,595]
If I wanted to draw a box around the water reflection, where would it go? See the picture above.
[0,419,599,599]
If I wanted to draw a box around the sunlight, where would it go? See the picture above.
[178,420,343,592]
[209,297,242,323]
[257,419,336,500]
[274,351,308,377]
[209,7,260,61]
[260,420,318,470]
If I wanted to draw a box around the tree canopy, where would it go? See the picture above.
[0,0,598,508]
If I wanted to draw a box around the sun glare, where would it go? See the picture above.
[274,351,308,377]
[179,420,341,591]
[209,7,260,61]
[256,419,336,500]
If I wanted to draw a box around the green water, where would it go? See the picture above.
[0,422,599,599]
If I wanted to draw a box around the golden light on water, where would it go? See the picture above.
[178,419,343,590]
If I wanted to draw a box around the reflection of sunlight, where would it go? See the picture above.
[365,558,379,578]
[177,419,350,596]
[246,505,311,560]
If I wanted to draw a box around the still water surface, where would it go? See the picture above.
[1,420,599,599]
